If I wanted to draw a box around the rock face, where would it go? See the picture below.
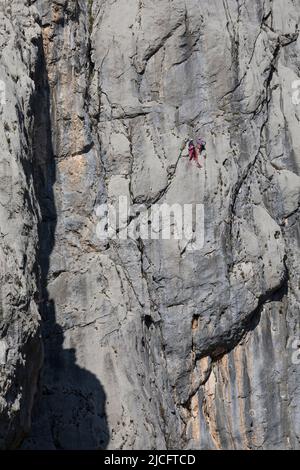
[0,0,299,450]
[0,1,43,449]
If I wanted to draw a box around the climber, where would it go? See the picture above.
[188,140,202,168]
[196,138,206,157]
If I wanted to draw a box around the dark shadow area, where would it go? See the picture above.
[21,33,109,450]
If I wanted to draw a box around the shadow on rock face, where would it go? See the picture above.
[23,300,109,450]
[21,32,109,450]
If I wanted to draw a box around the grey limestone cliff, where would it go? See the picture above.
[0,0,300,450]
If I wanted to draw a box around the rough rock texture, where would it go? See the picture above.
[0,0,299,450]
[0,1,43,449]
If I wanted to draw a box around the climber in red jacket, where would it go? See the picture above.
[188,140,202,168]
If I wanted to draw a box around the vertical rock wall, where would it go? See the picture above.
[0,0,299,450]
[0,1,43,449]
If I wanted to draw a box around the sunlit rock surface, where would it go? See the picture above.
[0,0,299,450]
